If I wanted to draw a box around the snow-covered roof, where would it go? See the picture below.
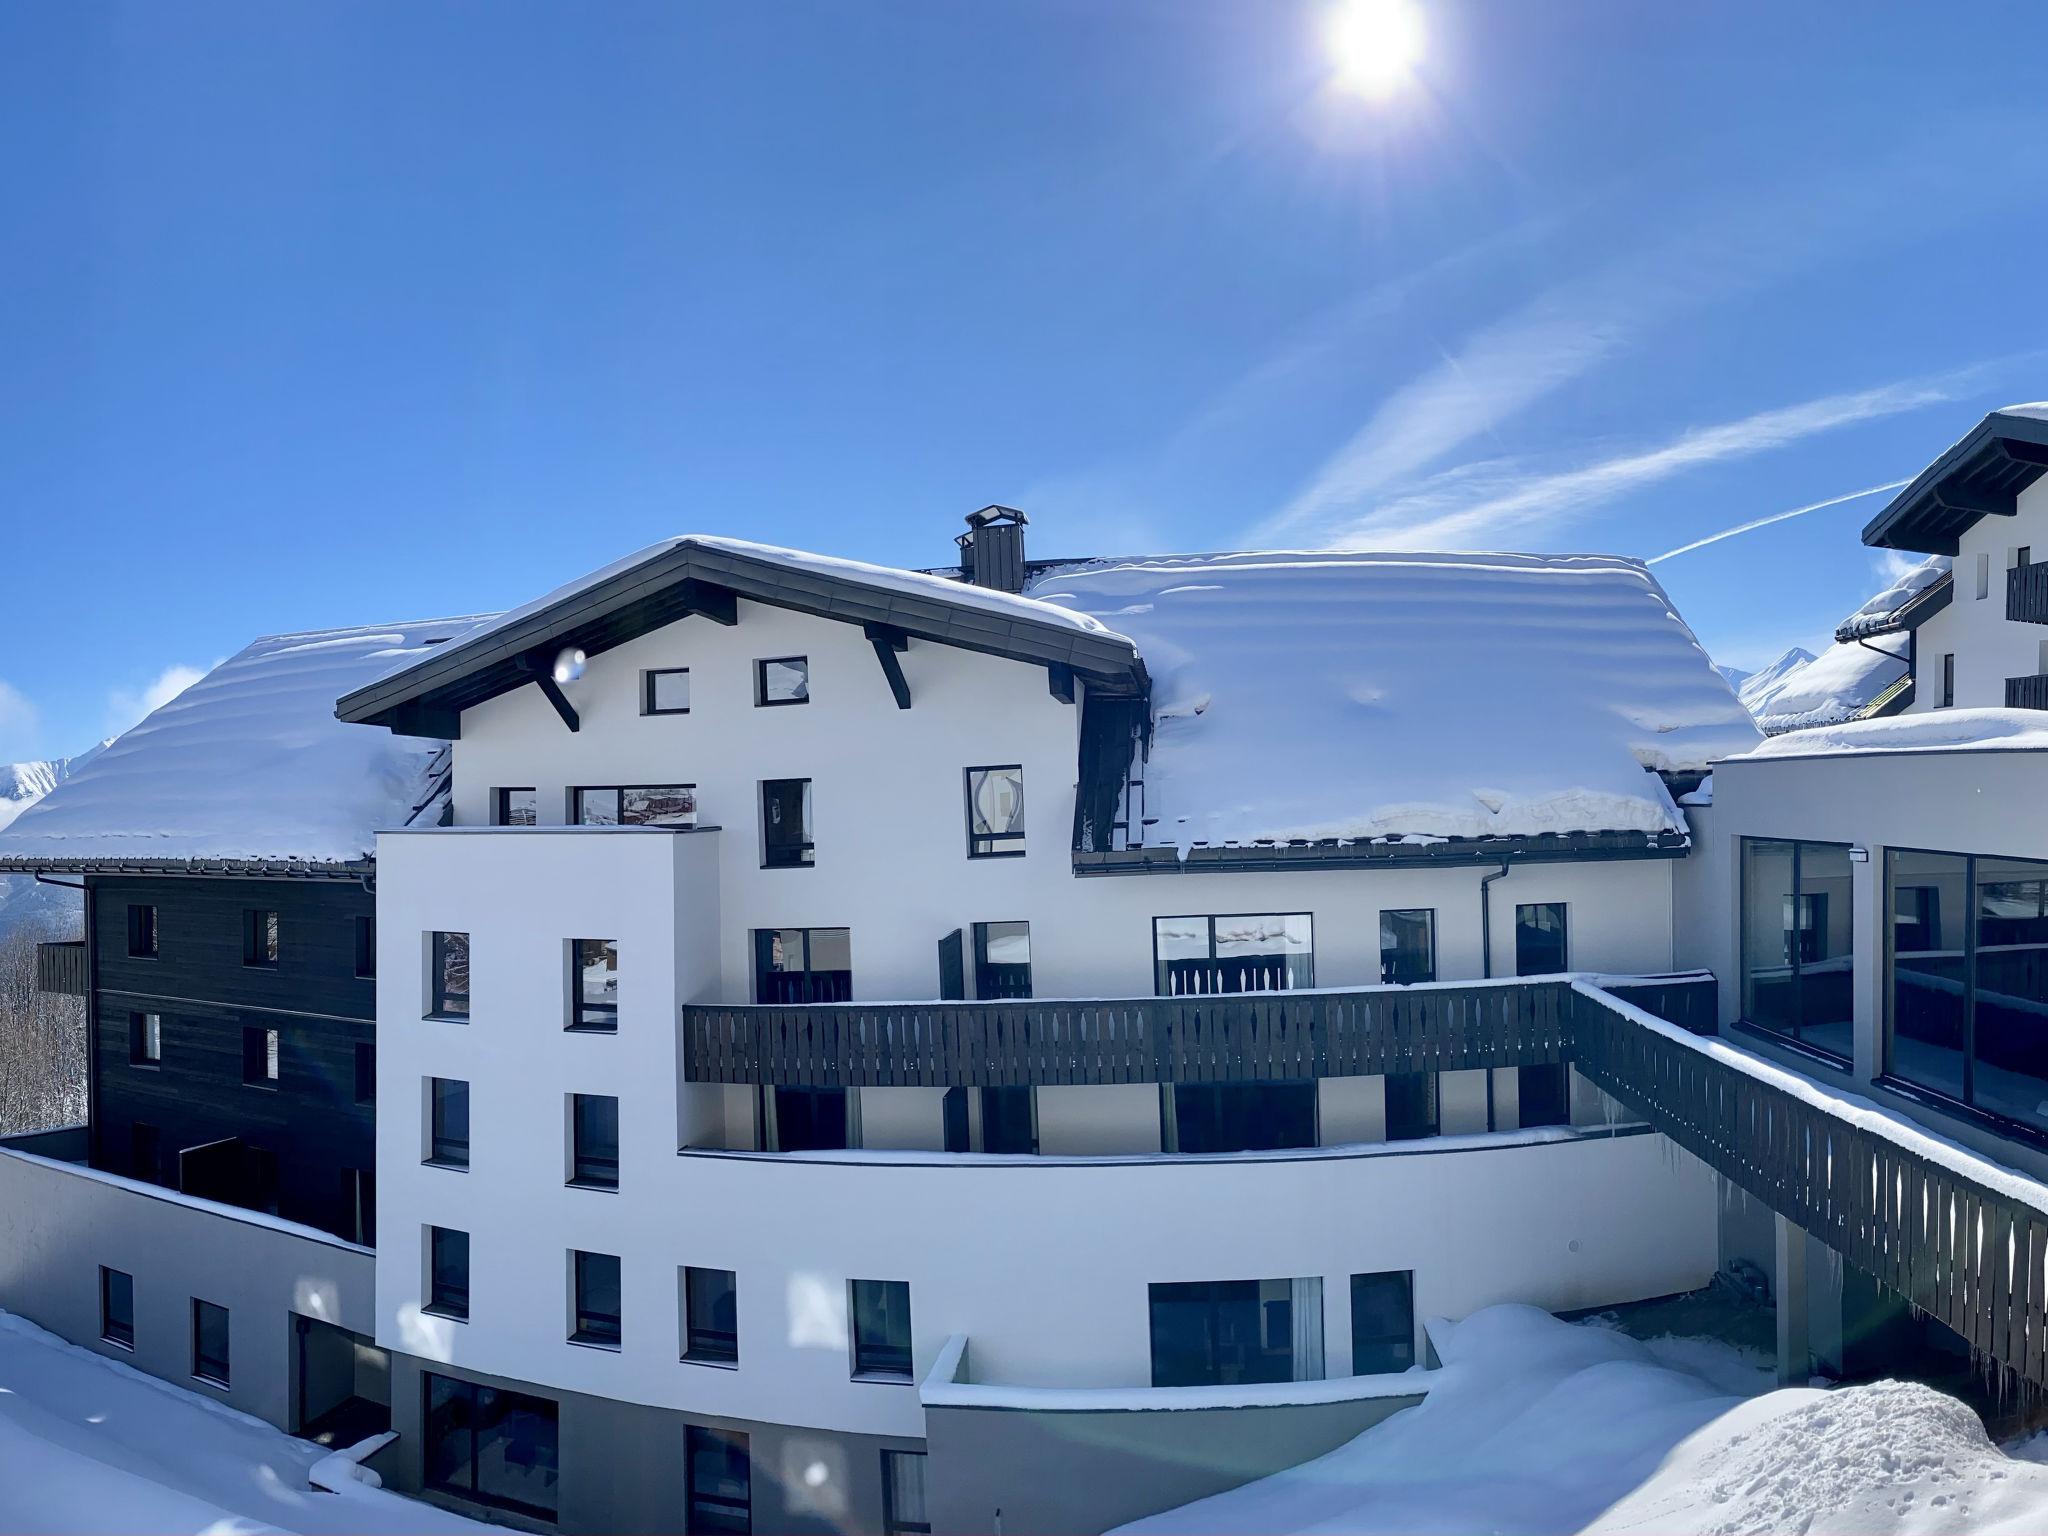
[1027,551,1760,846]
[1747,642,1909,734]
[1723,707,2048,762]
[1834,554,1951,642]
[0,618,487,873]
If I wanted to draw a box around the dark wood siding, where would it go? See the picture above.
[86,875,376,1242]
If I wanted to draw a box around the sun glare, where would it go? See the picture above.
[1326,0,1426,99]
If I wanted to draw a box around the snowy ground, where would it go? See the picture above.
[0,1310,494,1536]
[1118,1305,2048,1536]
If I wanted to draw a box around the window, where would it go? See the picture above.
[571,1250,622,1348]
[1887,847,2048,1137]
[1942,652,1955,708]
[424,1373,560,1519]
[126,904,157,958]
[683,1266,738,1365]
[570,1093,619,1188]
[569,939,619,1031]
[1148,1278,1321,1386]
[427,1227,470,1320]
[354,1041,376,1104]
[242,1026,279,1087]
[1171,1082,1316,1154]
[1154,914,1314,995]
[771,1086,851,1152]
[1739,838,1853,1064]
[964,765,1026,857]
[1385,1071,1438,1141]
[1349,1271,1414,1374]
[882,1450,930,1536]
[573,784,698,827]
[1978,550,1992,600]
[981,1085,1036,1154]
[430,931,469,1018]
[493,787,538,826]
[130,1121,161,1183]
[243,909,279,968]
[428,1078,470,1168]
[755,655,809,706]
[354,914,376,978]
[753,927,852,1003]
[192,1299,230,1387]
[1379,909,1436,984]
[687,1425,751,1536]
[972,921,1032,999]
[643,667,691,715]
[1518,1062,1571,1127]
[100,1267,134,1349]
[347,1167,376,1246]
[850,1279,912,1380]
[760,779,814,868]
[1514,903,1567,976]
[129,1012,161,1067]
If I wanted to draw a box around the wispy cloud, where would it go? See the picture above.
[105,663,208,738]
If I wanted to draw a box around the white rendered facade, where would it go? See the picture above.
[1905,475,2048,711]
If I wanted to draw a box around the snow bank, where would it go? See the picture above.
[1749,640,1908,734]
[1728,707,2048,762]
[1837,555,1951,642]
[0,618,485,869]
[1028,552,1759,845]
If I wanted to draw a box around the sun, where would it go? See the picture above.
[1325,0,1426,99]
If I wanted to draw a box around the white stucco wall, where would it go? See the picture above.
[1905,477,2048,712]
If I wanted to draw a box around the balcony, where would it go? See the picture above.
[35,940,86,997]
[2010,559,2048,625]
[2006,673,2048,711]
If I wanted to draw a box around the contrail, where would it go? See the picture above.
[1646,478,1914,564]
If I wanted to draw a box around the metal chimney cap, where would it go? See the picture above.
[965,504,1029,528]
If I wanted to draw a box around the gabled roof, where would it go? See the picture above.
[1862,406,2048,555]
[337,535,1146,735]
[1834,555,1952,643]
[0,618,482,876]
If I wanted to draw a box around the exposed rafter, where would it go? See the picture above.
[516,654,581,733]
[1047,664,1075,704]
[863,624,912,710]
[1929,484,2016,520]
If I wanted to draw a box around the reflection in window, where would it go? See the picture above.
[1154,914,1313,995]
[424,1372,559,1519]
[643,668,691,715]
[850,1278,913,1379]
[1379,909,1436,985]
[1513,903,1567,976]
[965,766,1026,857]
[493,787,538,826]
[1148,1278,1322,1386]
[571,1250,622,1348]
[573,784,697,827]
[753,927,852,1003]
[687,1426,751,1535]
[431,931,470,1018]
[569,939,618,1030]
[761,778,814,868]
[756,656,810,706]
[683,1266,738,1365]
[428,1226,469,1320]
[1739,839,1853,1063]
[972,921,1032,999]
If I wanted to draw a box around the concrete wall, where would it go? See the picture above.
[0,1146,373,1430]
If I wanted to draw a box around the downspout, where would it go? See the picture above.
[1479,859,1513,979]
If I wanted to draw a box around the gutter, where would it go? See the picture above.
[1479,860,1512,978]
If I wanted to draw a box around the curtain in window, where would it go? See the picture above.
[1289,1276,1324,1381]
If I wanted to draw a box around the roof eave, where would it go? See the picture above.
[1833,569,1954,643]
[1071,829,1690,876]
[0,854,374,880]
[1861,411,2048,555]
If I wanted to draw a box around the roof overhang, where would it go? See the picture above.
[1072,828,1690,876]
[1833,568,1953,643]
[337,540,1149,735]
[0,855,372,880]
[1862,410,2048,555]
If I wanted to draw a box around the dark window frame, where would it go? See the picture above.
[1349,1270,1415,1375]
[242,908,280,969]
[849,1278,913,1381]
[882,1449,931,1536]
[354,914,377,979]
[682,1265,739,1366]
[423,1372,560,1520]
[241,1025,280,1088]
[1151,912,1315,997]
[1378,908,1437,985]
[687,1424,752,1536]
[568,938,620,1032]
[493,787,539,827]
[191,1298,230,1387]
[100,1266,134,1350]
[429,931,470,1020]
[754,655,810,708]
[760,778,815,869]
[569,1093,620,1190]
[427,1226,470,1321]
[126,903,158,959]
[571,1249,623,1349]
[643,667,692,715]
[1513,901,1568,977]
[129,1011,162,1068]
[354,1041,376,1105]
[751,927,852,1004]
[428,1077,470,1169]
[963,764,1027,859]
[971,920,1033,999]
[1941,651,1955,707]
[570,783,699,827]
[1737,837,1854,1067]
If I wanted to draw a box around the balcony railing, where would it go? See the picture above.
[2007,673,2048,711]
[35,940,86,997]
[2010,559,2048,625]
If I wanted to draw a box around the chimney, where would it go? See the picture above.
[956,505,1029,593]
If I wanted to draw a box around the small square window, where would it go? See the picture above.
[572,1249,622,1348]
[761,779,814,868]
[430,931,470,1018]
[126,904,158,959]
[683,1266,738,1366]
[570,1094,620,1189]
[354,914,376,979]
[129,1012,162,1067]
[192,1298,230,1387]
[965,766,1025,858]
[241,1026,279,1087]
[494,787,539,826]
[427,1226,470,1320]
[243,909,279,968]
[428,1078,470,1168]
[643,668,691,715]
[569,940,619,1031]
[755,656,809,707]
[100,1266,134,1349]
[850,1278,912,1380]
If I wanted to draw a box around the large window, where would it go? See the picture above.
[1349,1271,1414,1375]
[1154,914,1313,996]
[850,1278,913,1380]
[942,1085,1035,1153]
[1379,909,1436,984]
[573,784,698,827]
[1171,1082,1316,1154]
[100,1267,134,1349]
[1888,848,2048,1138]
[129,1012,161,1067]
[1514,902,1568,976]
[687,1425,751,1535]
[753,927,852,1003]
[964,765,1026,857]
[1740,838,1853,1063]
[427,1227,470,1320]
[972,921,1032,999]
[571,1250,622,1348]
[570,1094,620,1189]
[493,787,538,826]
[1385,1071,1438,1141]
[428,1078,470,1168]
[424,1373,559,1519]
[1518,1062,1571,1127]
[683,1266,738,1365]
[192,1299,230,1387]
[430,931,470,1018]
[882,1451,930,1536]
[760,779,814,868]
[569,939,619,1031]
[772,1086,851,1151]
[1149,1278,1322,1387]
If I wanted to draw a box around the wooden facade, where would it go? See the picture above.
[35,939,87,997]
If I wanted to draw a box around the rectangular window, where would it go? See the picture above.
[430,931,470,1018]
[428,1226,470,1320]
[850,1278,912,1380]
[1153,914,1314,996]
[1148,1279,1315,1387]
[964,765,1026,857]
[1978,550,1992,599]
[569,939,619,1031]
[129,1011,161,1067]
[571,1249,622,1348]
[752,927,852,1003]
[130,1121,160,1183]
[1942,652,1955,708]
[972,920,1033,999]
[1349,1271,1415,1375]
[687,1425,751,1536]
[127,904,157,958]
[643,667,691,715]
[100,1267,134,1349]
[242,1026,279,1087]
[755,656,809,706]
[683,1266,738,1365]
[192,1299,230,1387]
[1379,909,1436,984]
[1172,1082,1317,1154]
[493,787,538,827]
[771,1086,850,1152]
[429,1078,470,1168]
[424,1372,560,1519]
[1385,1071,1438,1141]
[1513,902,1568,977]
[573,784,698,827]
[980,1085,1036,1154]
[1739,838,1853,1064]
[882,1450,930,1536]
[760,778,815,868]
[354,914,376,979]
[243,909,279,968]
[347,1167,376,1246]
[570,1093,620,1188]
[354,1042,376,1104]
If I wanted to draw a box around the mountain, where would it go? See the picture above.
[0,745,110,942]
[1715,662,1752,693]
[1734,647,1817,716]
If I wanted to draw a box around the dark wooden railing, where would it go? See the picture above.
[2008,673,2048,711]
[35,940,86,998]
[2010,560,2048,626]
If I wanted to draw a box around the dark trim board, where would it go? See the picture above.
[1862,409,2048,555]
[1073,830,1689,876]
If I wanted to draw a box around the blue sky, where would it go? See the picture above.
[4,2,2046,760]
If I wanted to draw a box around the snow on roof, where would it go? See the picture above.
[1725,707,2048,762]
[1835,554,1950,642]
[0,618,488,871]
[1747,641,1907,734]
[1027,551,1759,845]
